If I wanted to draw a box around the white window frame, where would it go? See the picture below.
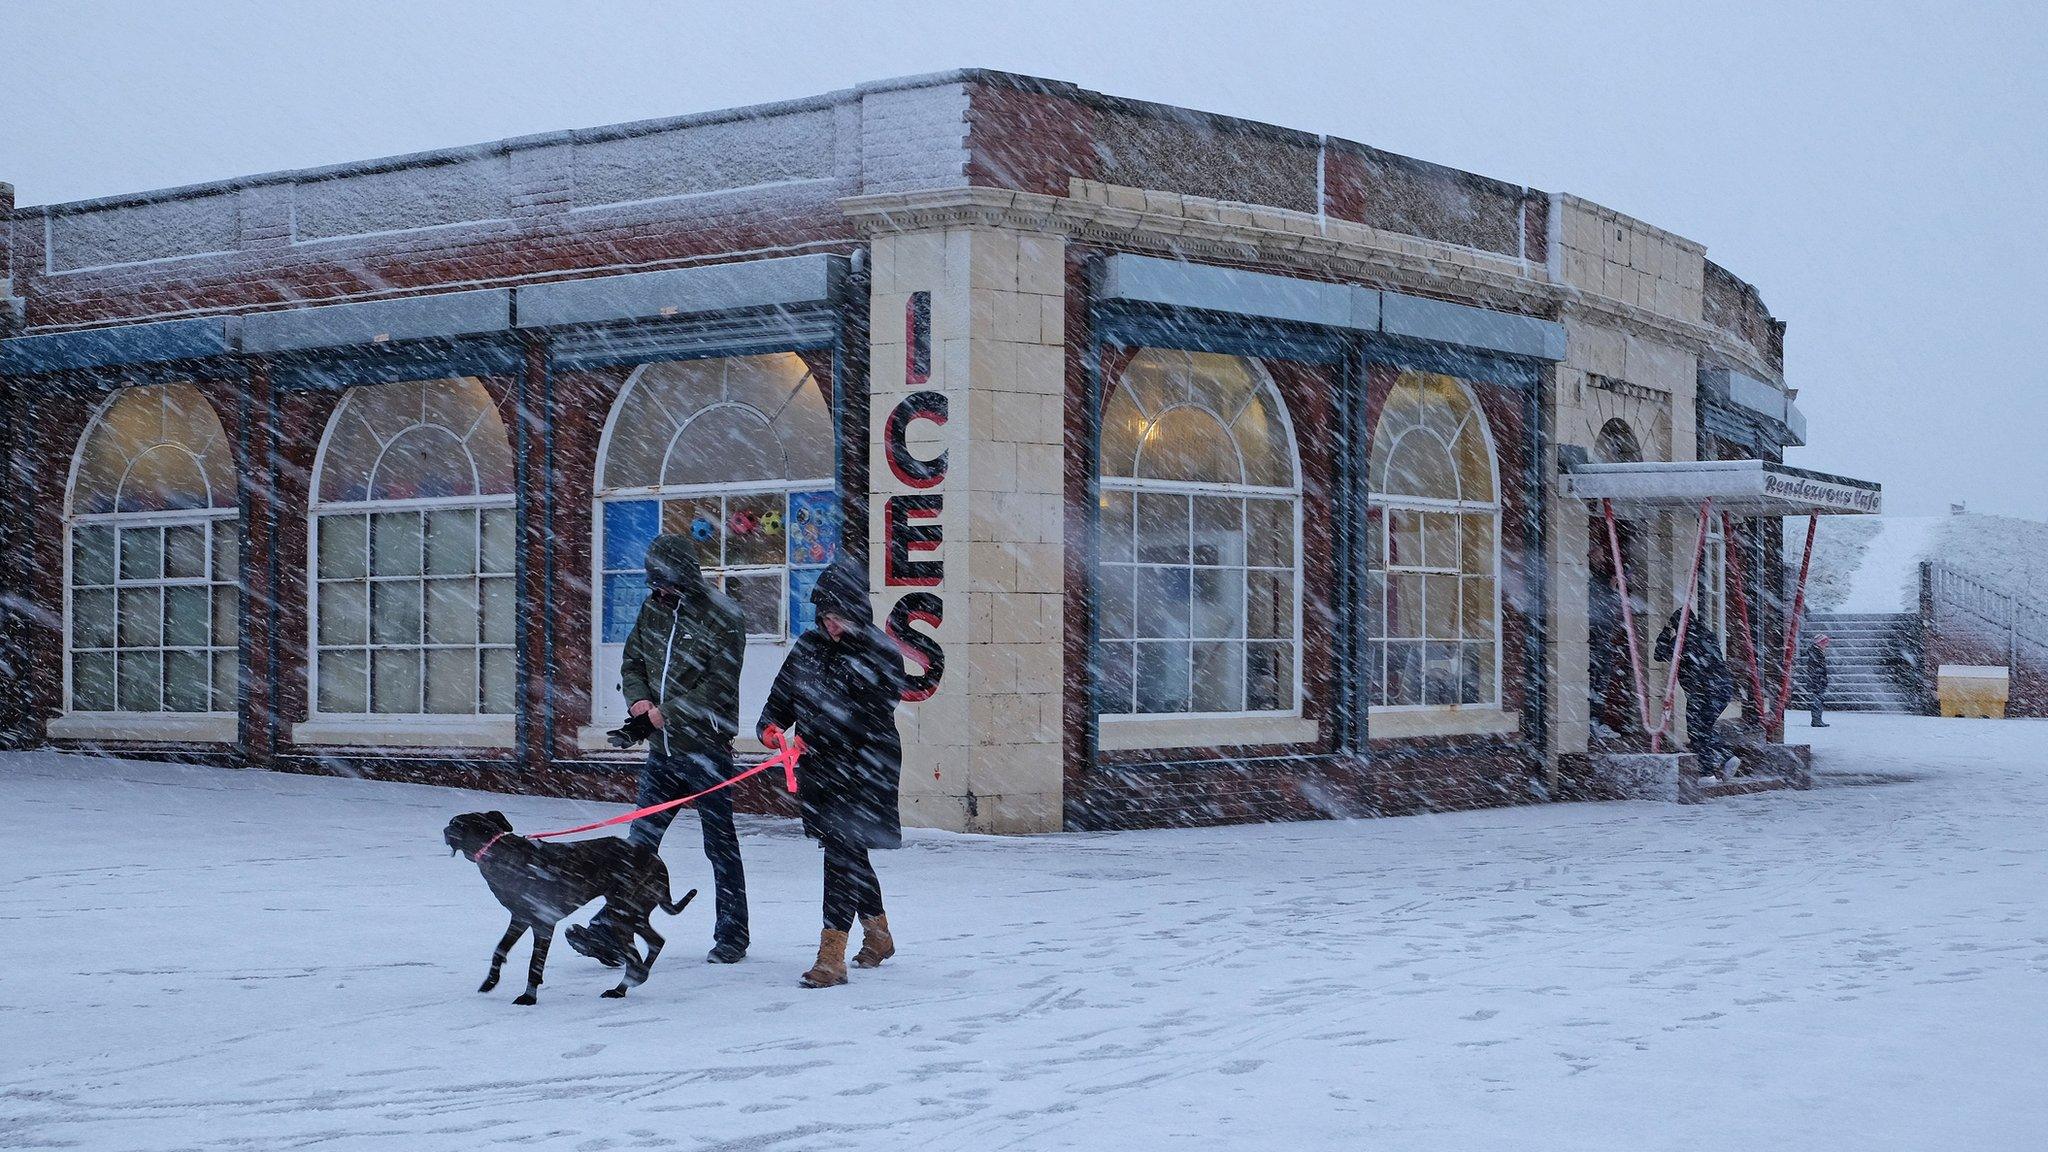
[59,387,239,727]
[1703,516,1729,655]
[1367,376,1504,714]
[304,381,517,726]
[1095,354,1306,722]
[63,507,239,718]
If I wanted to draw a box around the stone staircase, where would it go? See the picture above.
[1801,612,1922,713]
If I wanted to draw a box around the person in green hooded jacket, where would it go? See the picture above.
[568,533,750,965]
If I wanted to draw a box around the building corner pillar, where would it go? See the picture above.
[867,224,1068,833]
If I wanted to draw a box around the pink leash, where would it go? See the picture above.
[475,731,804,860]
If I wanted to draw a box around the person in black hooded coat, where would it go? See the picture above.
[756,557,906,988]
[1655,607,1735,776]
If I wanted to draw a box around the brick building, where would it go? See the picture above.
[0,71,1859,830]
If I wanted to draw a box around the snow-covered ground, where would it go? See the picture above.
[6,717,2047,1151]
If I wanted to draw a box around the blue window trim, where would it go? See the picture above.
[1358,338,1544,390]
[268,335,523,391]
[0,317,233,376]
[543,308,840,374]
[1091,301,1353,364]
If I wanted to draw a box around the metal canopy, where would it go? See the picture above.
[0,317,233,375]
[514,253,847,331]
[1560,460,1881,517]
[1095,253,1568,362]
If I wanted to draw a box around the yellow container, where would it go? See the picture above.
[1937,665,2009,718]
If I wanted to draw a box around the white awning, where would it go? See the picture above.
[1559,460,1881,516]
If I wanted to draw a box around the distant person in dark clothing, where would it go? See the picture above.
[1656,608,1736,776]
[1805,634,1832,727]
[757,557,907,989]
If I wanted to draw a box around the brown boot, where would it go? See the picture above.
[800,929,849,988]
[853,914,895,968]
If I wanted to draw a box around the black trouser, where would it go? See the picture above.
[821,837,884,932]
[1810,685,1828,726]
[1688,683,1733,770]
[625,737,748,951]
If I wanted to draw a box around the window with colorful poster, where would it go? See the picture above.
[597,489,839,643]
[786,488,841,636]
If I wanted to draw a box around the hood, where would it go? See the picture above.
[809,556,875,629]
[644,533,713,598]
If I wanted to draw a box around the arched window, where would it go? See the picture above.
[310,377,516,717]
[66,383,239,714]
[1367,372,1500,709]
[592,354,838,727]
[1096,349,1301,716]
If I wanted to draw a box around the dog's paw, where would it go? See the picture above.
[513,992,538,1006]
[601,986,627,999]
[478,975,499,993]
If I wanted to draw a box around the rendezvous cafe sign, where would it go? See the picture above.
[1761,468,1882,514]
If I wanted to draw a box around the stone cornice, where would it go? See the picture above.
[1559,291,1782,386]
[839,186,1783,388]
[840,186,1554,311]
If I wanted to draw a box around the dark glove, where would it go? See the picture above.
[606,712,656,749]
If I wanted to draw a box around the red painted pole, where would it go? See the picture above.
[1601,498,1655,737]
[1653,500,1715,753]
[1720,512,1771,723]
[1773,514,1820,730]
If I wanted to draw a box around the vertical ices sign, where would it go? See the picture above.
[885,292,945,701]
[904,290,932,386]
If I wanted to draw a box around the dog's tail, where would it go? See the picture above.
[662,887,698,916]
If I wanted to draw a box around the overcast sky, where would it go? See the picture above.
[4,1,2042,518]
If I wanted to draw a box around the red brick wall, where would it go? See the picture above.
[1078,744,1544,829]
[1324,145,1530,256]
[966,83,1095,197]
[1703,261,1786,374]
[1059,249,1096,827]
[961,77,1541,261]
[541,365,624,760]
[14,383,116,732]
[1923,627,2048,718]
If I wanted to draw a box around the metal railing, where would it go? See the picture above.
[1924,561,2048,666]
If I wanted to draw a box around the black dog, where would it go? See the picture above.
[443,811,696,1005]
